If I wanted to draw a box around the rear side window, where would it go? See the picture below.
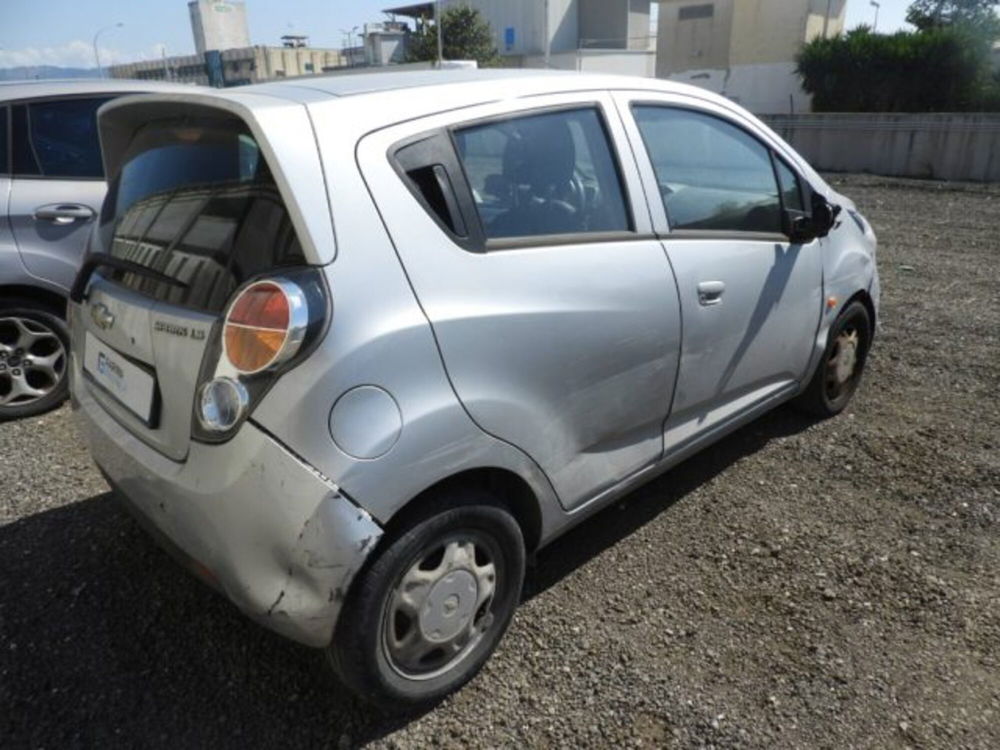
[453,107,631,240]
[12,97,111,179]
[0,107,8,174]
[633,106,781,233]
[100,117,305,313]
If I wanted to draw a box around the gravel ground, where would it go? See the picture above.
[2,174,998,748]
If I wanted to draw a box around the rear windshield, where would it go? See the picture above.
[99,117,305,313]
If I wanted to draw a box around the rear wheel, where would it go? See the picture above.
[329,492,525,710]
[795,300,871,418]
[0,299,69,421]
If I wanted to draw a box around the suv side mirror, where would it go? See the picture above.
[782,209,818,244]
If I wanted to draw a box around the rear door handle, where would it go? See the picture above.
[34,203,96,225]
[697,281,726,306]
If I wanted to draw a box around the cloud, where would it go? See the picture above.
[0,40,128,69]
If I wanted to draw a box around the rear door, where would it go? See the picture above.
[615,93,823,450]
[8,96,112,290]
[358,93,682,511]
[1,106,12,271]
[73,113,308,460]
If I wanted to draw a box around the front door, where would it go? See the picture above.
[358,94,681,510]
[8,97,111,291]
[619,96,823,450]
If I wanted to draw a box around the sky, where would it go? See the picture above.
[0,0,916,70]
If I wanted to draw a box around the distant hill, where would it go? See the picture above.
[0,66,99,81]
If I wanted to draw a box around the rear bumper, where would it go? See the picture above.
[72,365,382,648]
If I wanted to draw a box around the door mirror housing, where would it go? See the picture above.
[782,209,818,244]
[810,194,841,238]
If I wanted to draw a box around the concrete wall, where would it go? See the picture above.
[656,0,847,112]
[763,114,1000,182]
[667,61,809,113]
[524,49,656,76]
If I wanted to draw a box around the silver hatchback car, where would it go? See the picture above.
[70,70,879,707]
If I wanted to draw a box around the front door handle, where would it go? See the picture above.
[697,280,726,306]
[34,203,96,225]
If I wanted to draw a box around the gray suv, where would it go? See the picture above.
[69,70,879,708]
[0,80,197,419]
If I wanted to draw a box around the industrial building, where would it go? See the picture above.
[655,0,847,113]
[109,0,343,86]
[189,0,251,56]
[385,0,658,77]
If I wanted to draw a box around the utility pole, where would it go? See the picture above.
[435,0,443,67]
[870,0,881,32]
[544,0,551,67]
[92,22,123,78]
[823,0,833,39]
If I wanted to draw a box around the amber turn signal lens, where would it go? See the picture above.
[223,282,291,374]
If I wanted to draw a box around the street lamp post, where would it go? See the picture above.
[435,0,443,67]
[93,22,123,78]
[870,1,881,32]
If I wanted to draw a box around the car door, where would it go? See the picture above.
[7,96,112,291]
[0,106,13,272]
[614,93,824,451]
[357,93,681,511]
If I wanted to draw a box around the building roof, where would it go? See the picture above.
[383,2,434,19]
[0,78,203,102]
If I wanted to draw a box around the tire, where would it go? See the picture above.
[0,297,70,421]
[329,490,525,710]
[795,300,872,418]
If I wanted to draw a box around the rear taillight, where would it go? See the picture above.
[222,280,307,374]
[193,270,329,441]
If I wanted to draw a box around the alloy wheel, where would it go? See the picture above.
[0,317,67,408]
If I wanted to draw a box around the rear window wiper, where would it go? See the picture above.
[70,252,189,303]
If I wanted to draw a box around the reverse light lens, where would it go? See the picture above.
[198,377,249,432]
[223,280,303,374]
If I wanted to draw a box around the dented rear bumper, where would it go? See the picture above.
[72,373,382,647]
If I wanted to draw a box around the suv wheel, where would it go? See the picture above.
[0,299,70,421]
[330,491,525,710]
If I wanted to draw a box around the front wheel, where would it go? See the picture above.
[795,300,872,418]
[329,494,525,710]
[0,299,70,421]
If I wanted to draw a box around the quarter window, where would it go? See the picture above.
[774,157,805,212]
[633,106,781,233]
[453,107,631,240]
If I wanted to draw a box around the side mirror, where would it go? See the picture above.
[782,209,818,244]
[810,194,841,238]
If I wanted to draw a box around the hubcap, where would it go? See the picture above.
[383,537,497,680]
[825,327,860,402]
[0,317,66,408]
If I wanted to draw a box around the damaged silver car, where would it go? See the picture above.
[70,70,879,708]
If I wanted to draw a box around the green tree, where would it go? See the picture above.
[406,6,502,67]
[906,0,1000,35]
[796,25,997,111]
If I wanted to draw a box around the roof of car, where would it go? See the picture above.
[241,68,705,103]
[0,78,205,103]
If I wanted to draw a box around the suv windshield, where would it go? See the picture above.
[98,117,305,313]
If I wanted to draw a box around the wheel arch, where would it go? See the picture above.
[382,467,544,554]
[0,285,68,318]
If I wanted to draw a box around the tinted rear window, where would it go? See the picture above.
[0,107,8,174]
[100,118,305,312]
